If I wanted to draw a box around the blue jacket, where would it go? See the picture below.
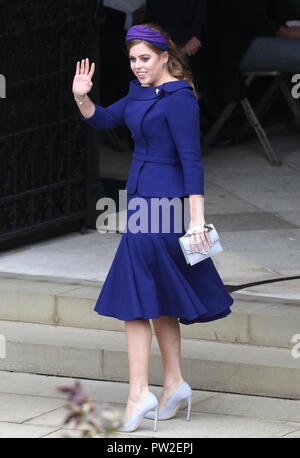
[81,79,204,197]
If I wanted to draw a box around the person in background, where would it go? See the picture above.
[200,0,300,104]
[238,1,300,73]
[143,0,207,93]
[97,0,146,104]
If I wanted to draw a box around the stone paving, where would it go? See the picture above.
[0,129,299,438]
[0,371,300,438]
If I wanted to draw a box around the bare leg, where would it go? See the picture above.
[152,316,185,410]
[122,319,152,421]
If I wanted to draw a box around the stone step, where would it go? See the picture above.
[0,277,299,349]
[0,320,299,400]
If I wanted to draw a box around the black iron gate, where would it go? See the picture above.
[0,0,99,251]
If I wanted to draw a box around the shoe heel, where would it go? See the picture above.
[153,406,159,431]
[186,395,192,421]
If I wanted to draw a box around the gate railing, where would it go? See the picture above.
[0,0,98,250]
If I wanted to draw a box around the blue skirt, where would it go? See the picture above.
[94,192,234,325]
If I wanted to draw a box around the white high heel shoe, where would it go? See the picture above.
[118,392,159,433]
[144,381,192,421]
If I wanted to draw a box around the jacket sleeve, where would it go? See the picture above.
[80,94,129,130]
[166,88,204,195]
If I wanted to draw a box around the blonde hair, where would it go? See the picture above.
[126,22,200,100]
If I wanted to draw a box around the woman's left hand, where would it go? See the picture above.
[188,222,212,254]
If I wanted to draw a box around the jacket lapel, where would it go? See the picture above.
[125,79,193,194]
[127,79,192,140]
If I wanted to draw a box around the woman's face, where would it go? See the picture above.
[129,42,168,87]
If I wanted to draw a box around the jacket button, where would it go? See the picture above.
[156,89,160,95]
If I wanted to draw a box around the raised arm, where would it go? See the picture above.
[72,58,96,118]
[72,58,128,130]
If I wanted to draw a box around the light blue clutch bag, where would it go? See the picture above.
[178,223,223,266]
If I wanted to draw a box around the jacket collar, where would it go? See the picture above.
[128,78,192,100]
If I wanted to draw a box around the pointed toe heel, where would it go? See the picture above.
[144,381,192,421]
[153,405,159,431]
[118,392,159,433]
[186,394,192,421]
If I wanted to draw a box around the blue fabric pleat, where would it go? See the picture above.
[94,192,234,324]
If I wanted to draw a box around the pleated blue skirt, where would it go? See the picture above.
[94,191,234,324]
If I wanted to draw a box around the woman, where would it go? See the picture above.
[72,23,234,433]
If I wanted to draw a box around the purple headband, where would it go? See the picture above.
[125,25,168,51]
